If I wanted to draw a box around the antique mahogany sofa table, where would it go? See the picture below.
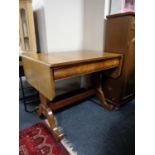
[21,51,123,141]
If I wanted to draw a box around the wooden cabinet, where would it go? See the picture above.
[19,0,37,52]
[103,12,135,106]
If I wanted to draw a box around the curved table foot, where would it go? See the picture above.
[37,94,64,141]
[96,87,114,110]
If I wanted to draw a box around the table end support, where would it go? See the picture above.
[37,94,64,141]
[96,86,114,110]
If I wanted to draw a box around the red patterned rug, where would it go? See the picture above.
[19,123,70,155]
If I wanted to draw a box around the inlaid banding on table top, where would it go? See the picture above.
[53,58,120,80]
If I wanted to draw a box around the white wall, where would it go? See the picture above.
[44,0,83,52]
[83,0,106,52]
[33,0,83,52]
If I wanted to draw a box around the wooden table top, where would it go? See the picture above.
[21,51,122,67]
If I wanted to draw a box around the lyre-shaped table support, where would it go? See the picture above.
[37,94,64,141]
[93,73,114,110]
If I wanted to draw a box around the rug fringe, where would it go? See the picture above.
[44,119,78,155]
[61,138,78,155]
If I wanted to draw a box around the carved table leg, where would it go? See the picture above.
[96,86,114,110]
[37,94,64,141]
[93,73,114,110]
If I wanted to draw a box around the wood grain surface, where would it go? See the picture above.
[21,51,122,67]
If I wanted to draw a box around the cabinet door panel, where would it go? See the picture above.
[105,17,130,53]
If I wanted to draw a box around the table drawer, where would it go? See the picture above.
[53,58,120,80]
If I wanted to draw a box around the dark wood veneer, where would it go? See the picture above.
[103,12,135,106]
